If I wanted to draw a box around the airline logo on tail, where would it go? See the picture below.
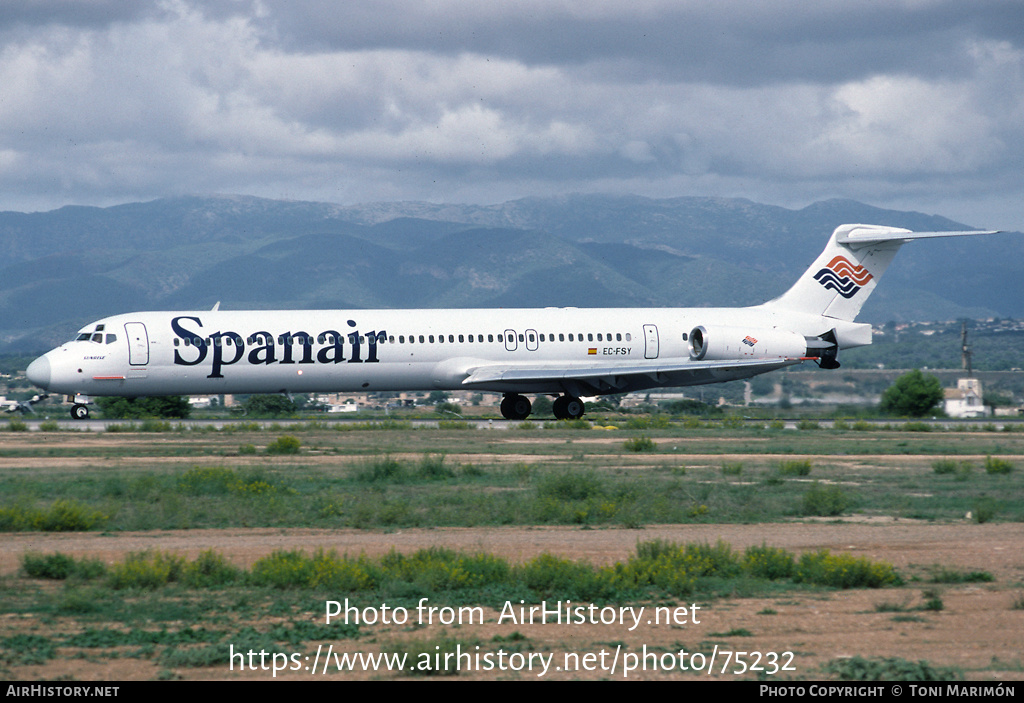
[813,256,873,299]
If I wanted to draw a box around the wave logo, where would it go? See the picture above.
[813,256,873,299]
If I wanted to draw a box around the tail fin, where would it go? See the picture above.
[766,224,997,322]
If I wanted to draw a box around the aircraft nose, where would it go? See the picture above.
[26,356,51,390]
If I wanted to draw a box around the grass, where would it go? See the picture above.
[2,422,1021,681]
[2,423,1023,530]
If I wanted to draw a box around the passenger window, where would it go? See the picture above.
[626,333,632,341]
[459,334,464,343]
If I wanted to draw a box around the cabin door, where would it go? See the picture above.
[643,324,659,359]
[125,322,150,366]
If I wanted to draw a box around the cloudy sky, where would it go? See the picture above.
[1,0,1022,229]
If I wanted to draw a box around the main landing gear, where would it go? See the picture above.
[500,394,532,420]
[71,403,90,420]
[499,393,586,420]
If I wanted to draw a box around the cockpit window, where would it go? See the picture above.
[76,333,92,341]
[106,334,117,344]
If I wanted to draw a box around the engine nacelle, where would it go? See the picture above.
[688,325,809,361]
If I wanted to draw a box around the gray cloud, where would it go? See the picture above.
[0,0,1021,230]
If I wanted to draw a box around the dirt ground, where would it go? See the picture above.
[4,521,1023,681]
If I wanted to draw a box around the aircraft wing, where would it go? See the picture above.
[461,356,803,394]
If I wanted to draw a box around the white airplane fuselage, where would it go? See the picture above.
[25,223,998,419]
[28,304,855,399]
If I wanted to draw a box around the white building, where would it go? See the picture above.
[944,378,990,418]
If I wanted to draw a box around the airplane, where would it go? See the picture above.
[25,223,998,420]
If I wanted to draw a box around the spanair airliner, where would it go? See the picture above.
[25,224,997,420]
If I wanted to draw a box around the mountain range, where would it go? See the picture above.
[1,194,1019,353]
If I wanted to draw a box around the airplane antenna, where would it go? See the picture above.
[211,301,221,311]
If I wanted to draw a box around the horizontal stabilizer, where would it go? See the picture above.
[836,226,998,247]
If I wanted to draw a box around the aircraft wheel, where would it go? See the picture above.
[500,394,532,420]
[552,396,569,420]
[71,404,90,420]
[563,396,585,419]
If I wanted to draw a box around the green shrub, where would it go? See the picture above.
[795,550,901,588]
[21,552,107,580]
[801,482,851,516]
[536,470,606,501]
[972,497,999,523]
[984,455,1014,474]
[415,454,455,480]
[824,656,961,681]
[778,459,812,476]
[354,456,410,483]
[182,550,242,587]
[743,544,795,580]
[0,500,109,531]
[108,551,187,589]
[623,435,656,452]
[6,419,29,432]
[721,462,743,476]
[266,435,301,454]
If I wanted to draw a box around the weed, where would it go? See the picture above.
[926,566,994,584]
[972,496,1000,523]
[921,589,944,611]
[824,656,962,681]
[984,455,1014,474]
[801,482,851,516]
[778,459,812,476]
[0,500,109,531]
[623,435,656,452]
[266,435,301,454]
[794,550,901,588]
[21,552,107,581]
[721,462,743,476]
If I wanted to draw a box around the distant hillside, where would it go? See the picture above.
[1,194,1019,352]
